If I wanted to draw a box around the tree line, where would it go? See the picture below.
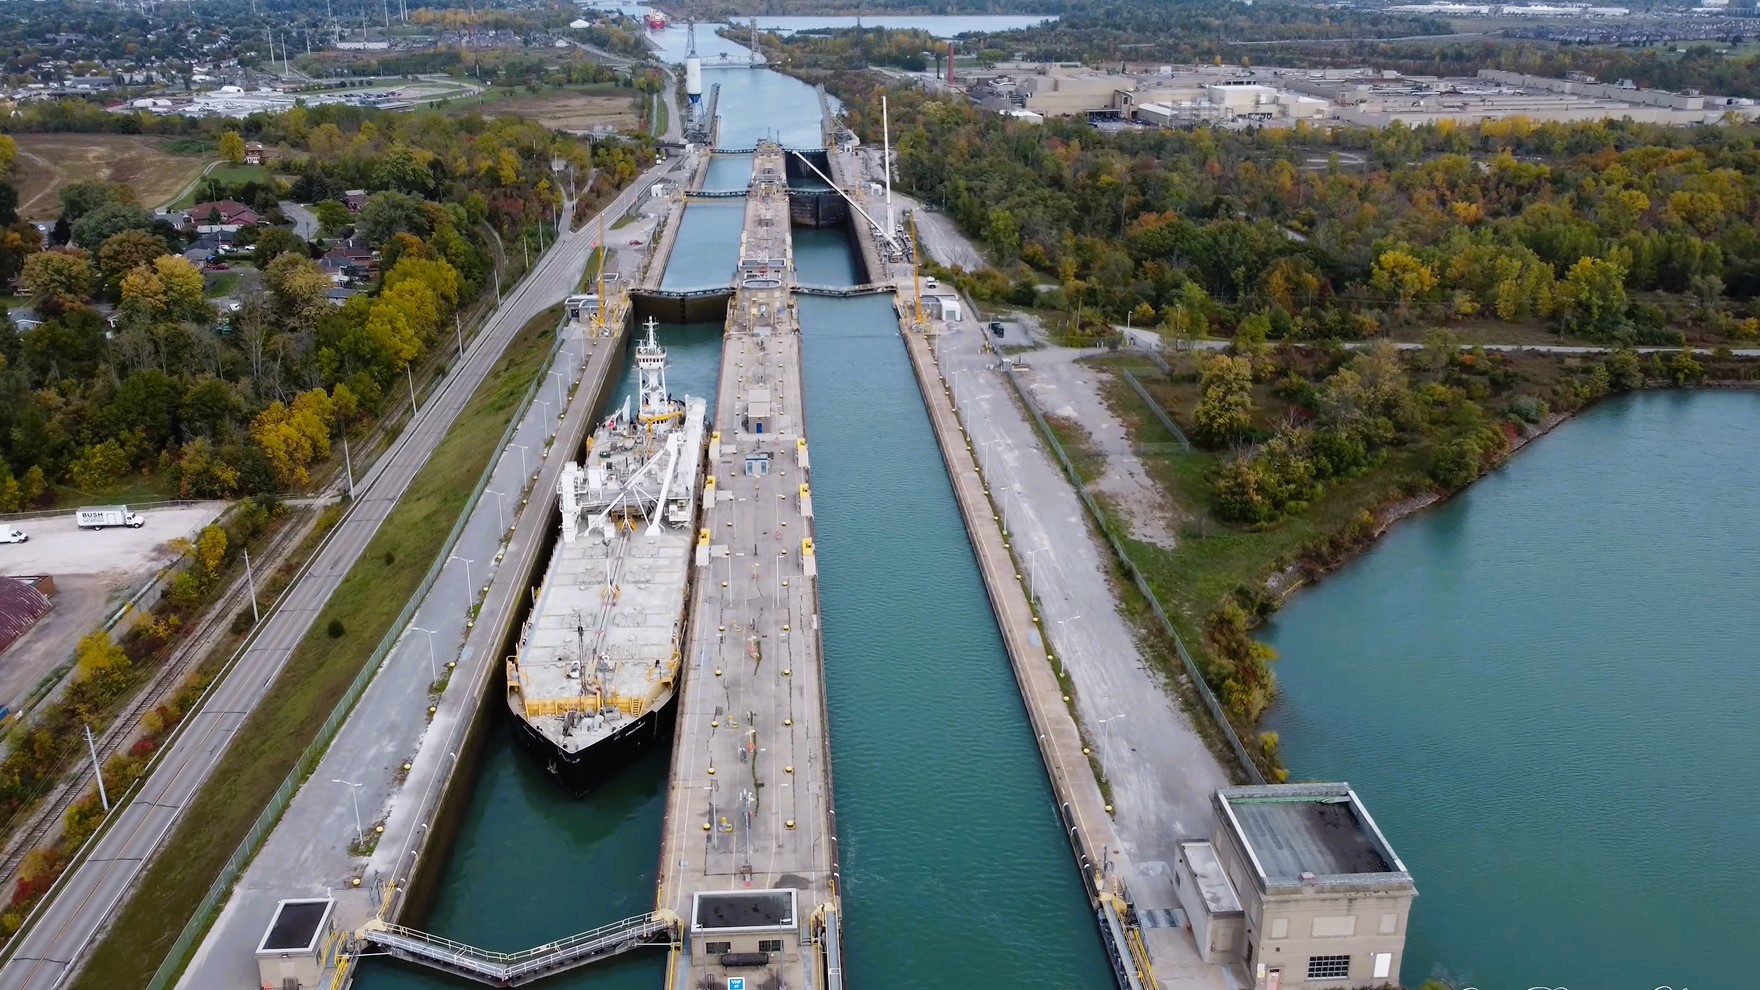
[0,107,651,510]
[813,73,1760,348]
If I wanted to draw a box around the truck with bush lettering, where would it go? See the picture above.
[76,506,144,530]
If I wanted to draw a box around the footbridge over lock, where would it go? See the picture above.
[357,912,674,987]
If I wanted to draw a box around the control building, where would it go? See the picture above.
[1173,783,1416,990]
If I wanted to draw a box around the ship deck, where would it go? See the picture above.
[512,518,692,754]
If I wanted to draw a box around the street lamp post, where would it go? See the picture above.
[411,625,439,681]
[510,443,530,481]
[549,369,568,413]
[332,778,364,846]
[486,488,507,534]
[448,555,475,604]
[1098,712,1127,754]
[1054,615,1082,676]
[536,400,552,435]
[1024,547,1047,601]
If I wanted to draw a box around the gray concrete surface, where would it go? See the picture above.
[0,575,125,710]
[0,163,671,990]
[659,149,836,990]
[0,504,226,578]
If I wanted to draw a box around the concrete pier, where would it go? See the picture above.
[656,143,841,990]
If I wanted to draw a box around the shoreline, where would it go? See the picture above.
[1261,380,1760,609]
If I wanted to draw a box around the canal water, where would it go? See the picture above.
[798,293,1111,988]
[657,202,742,291]
[1262,390,1760,990]
[355,59,1108,990]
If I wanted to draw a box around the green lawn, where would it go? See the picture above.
[203,273,241,299]
[165,163,271,210]
[71,305,564,990]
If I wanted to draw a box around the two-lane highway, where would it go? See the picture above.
[0,162,673,990]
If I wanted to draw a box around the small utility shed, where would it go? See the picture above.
[255,897,339,989]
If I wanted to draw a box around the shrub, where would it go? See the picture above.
[327,618,345,638]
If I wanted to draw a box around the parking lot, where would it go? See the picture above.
[0,502,228,710]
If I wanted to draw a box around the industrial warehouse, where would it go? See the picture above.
[954,62,1758,128]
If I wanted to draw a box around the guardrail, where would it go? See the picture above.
[1000,363,1264,784]
[140,326,569,990]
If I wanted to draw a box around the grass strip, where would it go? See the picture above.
[71,304,563,990]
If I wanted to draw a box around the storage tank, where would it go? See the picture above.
[685,55,702,105]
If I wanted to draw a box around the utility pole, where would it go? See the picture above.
[86,725,109,812]
[407,364,417,414]
[341,431,356,499]
[244,548,260,623]
[455,314,465,360]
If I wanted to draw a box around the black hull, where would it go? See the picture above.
[511,695,678,797]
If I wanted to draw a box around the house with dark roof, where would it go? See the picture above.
[184,200,260,232]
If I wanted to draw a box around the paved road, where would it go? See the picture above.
[1122,327,1760,358]
[280,201,318,241]
[0,164,670,990]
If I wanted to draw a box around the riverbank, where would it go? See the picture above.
[1076,347,1760,778]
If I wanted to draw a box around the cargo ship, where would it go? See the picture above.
[643,10,669,29]
[506,319,706,796]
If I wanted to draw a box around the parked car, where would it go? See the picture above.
[924,277,939,290]
[990,322,1006,338]
[0,527,26,544]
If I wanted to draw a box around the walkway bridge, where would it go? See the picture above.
[632,285,733,300]
[359,913,672,986]
[685,189,748,200]
[715,147,826,156]
[795,282,893,297]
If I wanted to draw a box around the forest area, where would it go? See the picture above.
[0,102,654,512]
[820,73,1760,349]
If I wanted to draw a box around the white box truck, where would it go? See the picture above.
[77,506,143,530]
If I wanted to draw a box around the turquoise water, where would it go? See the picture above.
[1262,390,1760,990]
[701,154,753,193]
[799,294,1111,989]
[792,229,859,286]
[657,203,743,291]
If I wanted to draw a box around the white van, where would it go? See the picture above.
[0,527,25,544]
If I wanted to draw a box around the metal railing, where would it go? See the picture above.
[1000,363,1264,784]
[365,914,669,985]
[142,334,570,990]
[795,283,890,298]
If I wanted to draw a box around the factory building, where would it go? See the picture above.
[957,62,1754,129]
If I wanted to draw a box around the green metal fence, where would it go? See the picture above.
[1000,364,1263,784]
[143,331,567,990]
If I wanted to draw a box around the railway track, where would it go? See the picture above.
[0,507,323,893]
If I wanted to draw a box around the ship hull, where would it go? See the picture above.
[511,691,678,797]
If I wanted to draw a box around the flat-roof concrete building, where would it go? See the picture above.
[254,897,340,989]
[1174,784,1415,990]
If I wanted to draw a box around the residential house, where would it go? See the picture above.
[184,200,260,233]
[244,142,265,165]
[342,189,369,213]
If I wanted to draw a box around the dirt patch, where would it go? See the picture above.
[12,134,209,217]
[1018,347,1183,549]
[464,91,640,133]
